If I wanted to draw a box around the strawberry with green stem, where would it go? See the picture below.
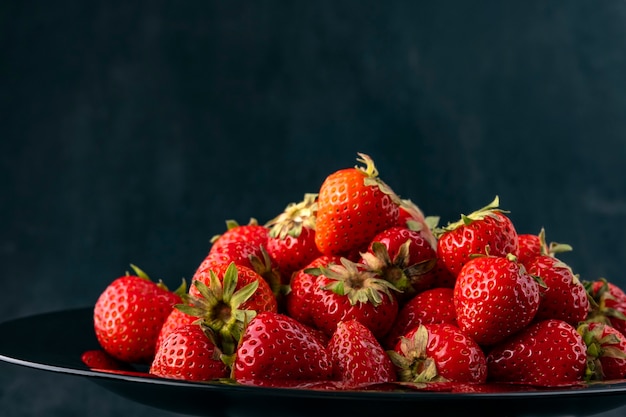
[517,227,573,268]
[584,278,626,338]
[578,321,626,381]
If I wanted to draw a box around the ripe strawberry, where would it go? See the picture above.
[93,265,185,363]
[454,254,540,346]
[155,306,198,354]
[517,227,573,268]
[285,254,342,327]
[327,320,396,387]
[360,226,438,301]
[487,319,587,386]
[265,193,322,284]
[315,153,401,257]
[396,198,438,249]
[388,323,487,384]
[578,321,626,381]
[585,278,626,338]
[149,323,229,381]
[526,255,589,325]
[384,287,457,349]
[435,196,519,277]
[232,311,333,382]
[307,257,400,339]
[209,218,269,255]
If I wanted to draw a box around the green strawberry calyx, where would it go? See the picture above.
[176,262,258,357]
[265,193,318,239]
[577,322,626,381]
[434,196,507,236]
[387,325,448,384]
[127,263,187,294]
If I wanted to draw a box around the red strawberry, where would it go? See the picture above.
[155,306,198,354]
[360,226,438,301]
[585,278,626,338]
[487,319,587,386]
[285,255,342,327]
[232,311,333,382]
[578,321,626,381]
[384,287,457,349]
[526,255,589,325]
[327,320,396,387]
[435,196,519,277]
[93,265,185,363]
[388,323,487,384]
[454,254,540,346]
[308,257,400,339]
[396,198,438,249]
[209,218,269,253]
[315,153,401,257]
[517,227,573,268]
[149,323,229,381]
[265,193,322,284]
[81,349,134,372]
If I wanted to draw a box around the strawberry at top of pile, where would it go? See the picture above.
[89,153,626,391]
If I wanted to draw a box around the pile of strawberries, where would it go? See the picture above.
[84,153,626,391]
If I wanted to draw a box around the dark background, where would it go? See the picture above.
[2,1,626,416]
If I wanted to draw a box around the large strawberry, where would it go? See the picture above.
[585,278,626,338]
[526,255,589,326]
[232,311,333,383]
[578,321,626,381]
[150,323,229,382]
[454,254,540,346]
[315,153,401,257]
[388,323,487,384]
[93,265,185,363]
[327,320,396,387]
[486,319,587,386]
[435,196,519,277]
[264,193,322,284]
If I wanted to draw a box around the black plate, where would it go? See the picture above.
[1,308,626,417]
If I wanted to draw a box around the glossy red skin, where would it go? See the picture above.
[310,273,399,339]
[189,262,278,313]
[526,255,589,325]
[155,307,197,354]
[204,240,265,271]
[362,226,438,296]
[588,280,626,338]
[81,349,133,372]
[233,312,333,382]
[586,322,626,380]
[395,323,488,384]
[486,319,587,386]
[209,223,268,254]
[516,233,543,268]
[149,323,229,382]
[286,255,342,327]
[384,287,457,349]
[437,212,519,277]
[315,167,399,256]
[266,226,322,284]
[94,275,181,363]
[454,256,540,346]
[328,320,396,387]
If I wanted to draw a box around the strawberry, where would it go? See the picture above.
[155,306,198,354]
[265,193,322,284]
[149,323,230,381]
[486,319,587,386]
[396,198,438,250]
[388,323,487,384]
[93,264,185,363]
[578,321,626,381]
[435,196,519,277]
[315,153,401,257]
[360,226,438,301]
[285,254,342,327]
[517,227,573,268]
[526,255,589,325]
[384,287,457,349]
[585,278,626,338]
[453,254,541,346]
[209,218,269,254]
[307,257,400,339]
[327,320,396,387]
[232,311,333,383]
[81,349,134,372]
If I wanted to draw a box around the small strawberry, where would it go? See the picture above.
[435,196,519,277]
[265,193,322,284]
[307,257,400,339]
[209,218,269,254]
[93,264,185,363]
[155,305,198,354]
[315,153,401,257]
[384,287,457,349]
[388,323,487,384]
[517,227,573,268]
[578,321,626,381]
[486,319,587,386]
[526,255,589,325]
[396,198,439,249]
[360,226,438,301]
[585,278,626,338]
[327,320,396,387]
[232,311,333,383]
[81,349,134,372]
[149,323,230,382]
[454,254,541,346]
